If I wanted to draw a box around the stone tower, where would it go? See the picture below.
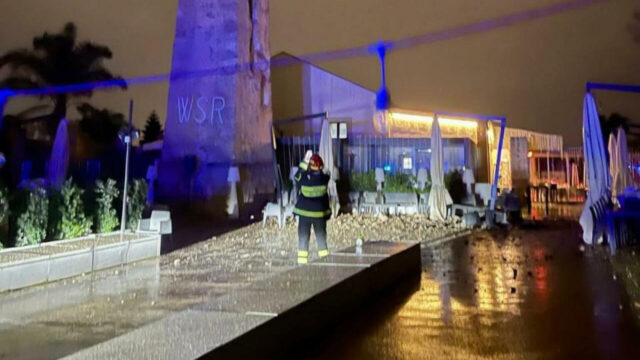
[159,0,273,216]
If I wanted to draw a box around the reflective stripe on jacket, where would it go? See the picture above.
[294,162,331,219]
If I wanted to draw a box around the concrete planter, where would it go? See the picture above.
[0,232,160,293]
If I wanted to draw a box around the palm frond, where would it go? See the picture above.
[85,70,127,89]
[15,103,54,118]
[76,42,113,63]
[33,23,76,60]
[0,50,46,73]
[0,76,40,90]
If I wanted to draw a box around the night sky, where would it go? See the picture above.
[1,0,639,145]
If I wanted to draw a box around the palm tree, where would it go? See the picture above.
[0,22,126,136]
[77,103,126,146]
[631,8,640,43]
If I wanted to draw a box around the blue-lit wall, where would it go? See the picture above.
[158,0,274,214]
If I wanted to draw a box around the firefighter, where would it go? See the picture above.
[294,152,331,264]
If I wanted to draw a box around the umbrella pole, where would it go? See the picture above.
[120,100,134,238]
[489,118,506,212]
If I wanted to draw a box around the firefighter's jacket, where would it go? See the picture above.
[293,162,331,219]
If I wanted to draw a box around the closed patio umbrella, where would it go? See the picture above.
[614,127,632,195]
[608,132,619,199]
[47,118,70,190]
[579,93,610,244]
[428,116,453,221]
[571,163,579,187]
[319,119,339,216]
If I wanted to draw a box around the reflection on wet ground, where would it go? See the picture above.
[303,221,640,360]
[526,203,583,221]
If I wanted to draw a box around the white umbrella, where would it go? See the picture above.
[289,166,299,205]
[615,127,632,195]
[47,118,70,189]
[428,116,453,221]
[226,166,240,219]
[608,132,619,199]
[318,119,339,216]
[571,162,580,187]
[579,93,610,244]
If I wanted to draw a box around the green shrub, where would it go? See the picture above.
[349,171,377,192]
[0,187,9,247]
[47,188,62,240]
[94,179,120,233]
[127,179,148,230]
[0,187,8,225]
[50,179,93,240]
[16,187,49,247]
[383,173,415,193]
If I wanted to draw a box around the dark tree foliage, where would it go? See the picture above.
[142,111,163,144]
[600,113,640,150]
[0,22,126,136]
[77,103,126,146]
[127,179,148,231]
[631,8,640,43]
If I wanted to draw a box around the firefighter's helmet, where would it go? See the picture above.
[309,154,324,171]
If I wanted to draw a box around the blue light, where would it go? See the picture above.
[369,41,393,111]
[383,164,392,172]
[0,0,603,104]
[0,0,605,121]
[0,89,14,130]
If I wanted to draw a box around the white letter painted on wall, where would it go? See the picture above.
[211,97,225,125]
[195,96,208,124]
[178,97,194,124]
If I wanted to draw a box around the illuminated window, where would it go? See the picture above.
[403,157,413,170]
[330,123,338,139]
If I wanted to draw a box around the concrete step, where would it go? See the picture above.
[64,241,421,359]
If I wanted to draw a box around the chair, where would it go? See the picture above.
[360,191,381,214]
[419,192,430,215]
[262,202,284,228]
[137,210,172,234]
[384,192,418,215]
[452,183,491,218]
[588,195,612,248]
[283,204,295,225]
[348,191,361,212]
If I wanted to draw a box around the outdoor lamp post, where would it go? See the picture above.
[118,100,140,235]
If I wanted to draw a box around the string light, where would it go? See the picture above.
[390,112,478,128]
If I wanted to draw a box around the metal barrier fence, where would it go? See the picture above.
[275,134,472,183]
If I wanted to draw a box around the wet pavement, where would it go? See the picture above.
[0,235,296,359]
[301,221,640,360]
[0,214,460,360]
[2,215,639,359]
